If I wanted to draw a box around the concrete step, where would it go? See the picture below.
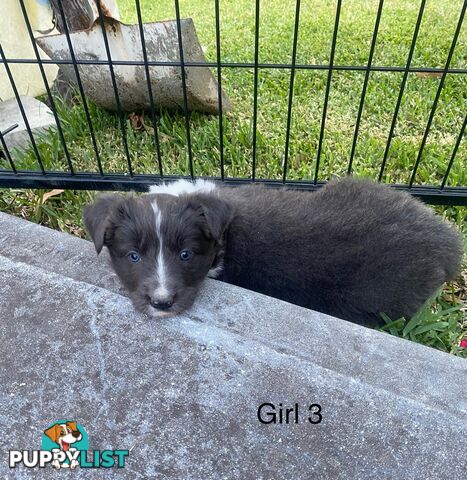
[0,212,465,479]
[0,96,56,158]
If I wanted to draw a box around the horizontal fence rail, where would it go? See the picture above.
[0,0,466,205]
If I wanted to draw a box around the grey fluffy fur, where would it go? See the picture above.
[216,178,463,326]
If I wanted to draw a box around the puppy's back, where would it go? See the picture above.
[316,177,462,280]
[219,178,463,326]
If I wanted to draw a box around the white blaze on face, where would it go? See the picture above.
[152,200,169,298]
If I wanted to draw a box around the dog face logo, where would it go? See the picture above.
[42,420,87,469]
[44,421,83,452]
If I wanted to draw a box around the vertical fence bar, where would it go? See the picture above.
[440,114,466,190]
[0,44,45,173]
[95,0,133,176]
[409,0,466,187]
[314,0,342,184]
[378,0,426,182]
[251,0,260,181]
[174,0,194,179]
[0,125,18,173]
[135,0,163,177]
[18,0,74,174]
[282,0,301,183]
[54,0,103,175]
[214,0,225,181]
[348,0,384,174]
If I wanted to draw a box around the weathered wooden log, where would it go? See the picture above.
[49,0,94,33]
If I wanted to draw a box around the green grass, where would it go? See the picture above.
[0,0,466,355]
[380,289,467,357]
[8,0,467,183]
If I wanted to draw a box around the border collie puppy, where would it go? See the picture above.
[83,177,462,327]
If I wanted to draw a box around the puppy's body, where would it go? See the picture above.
[216,179,462,326]
[83,177,462,327]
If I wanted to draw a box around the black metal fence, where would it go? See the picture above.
[0,0,466,205]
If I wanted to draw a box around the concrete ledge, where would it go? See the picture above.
[0,212,466,479]
[0,97,56,156]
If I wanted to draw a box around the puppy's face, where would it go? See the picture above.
[83,192,233,318]
[44,422,82,451]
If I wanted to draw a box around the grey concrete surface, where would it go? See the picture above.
[0,211,466,479]
[0,97,56,156]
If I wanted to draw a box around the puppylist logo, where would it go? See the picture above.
[9,420,129,470]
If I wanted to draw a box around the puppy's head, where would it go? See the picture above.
[83,191,233,318]
[44,422,82,450]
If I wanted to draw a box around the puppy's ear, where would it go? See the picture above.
[66,421,78,432]
[197,195,234,241]
[83,194,123,254]
[44,424,61,444]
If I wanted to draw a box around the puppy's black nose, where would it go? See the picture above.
[152,301,172,311]
[150,295,174,311]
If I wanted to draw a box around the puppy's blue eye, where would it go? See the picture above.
[127,251,141,263]
[180,249,193,261]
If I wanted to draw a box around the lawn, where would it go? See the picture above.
[11,0,467,183]
[0,0,466,355]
